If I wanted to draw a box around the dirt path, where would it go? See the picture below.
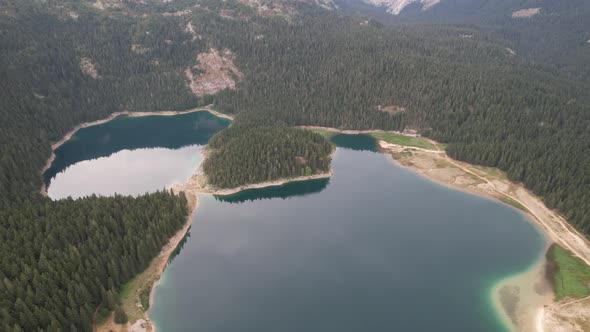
[376,139,590,332]
[442,154,590,267]
[383,137,590,267]
[300,127,590,268]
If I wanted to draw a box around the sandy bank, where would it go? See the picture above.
[299,125,393,135]
[40,106,233,196]
[491,247,553,332]
[375,139,590,332]
[170,144,336,197]
[172,166,333,197]
[211,171,333,195]
[378,140,590,266]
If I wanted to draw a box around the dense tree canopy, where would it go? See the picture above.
[204,117,333,188]
[208,7,590,232]
[0,192,188,331]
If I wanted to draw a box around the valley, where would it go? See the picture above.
[0,1,588,331]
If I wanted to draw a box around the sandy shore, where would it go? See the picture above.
[299,125,392,135]
[209,171,334,195]
[374,139,590,332]
[169,145,337,197]
[490,246,553,332]
[172,165,334,197]
[40,106,233,196]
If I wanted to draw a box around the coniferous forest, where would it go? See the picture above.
[0,0,589,330]
[204,118,333,188]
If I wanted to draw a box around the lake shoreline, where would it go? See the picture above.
[209,171,334,196]
[48,114,587,332]
[146,196,200,332]
[490,244,553,332]
[143,148,336,332]
[371,138,590,332]
[300,126,590,332]
[171,145,337,197]
[94,193,198,332]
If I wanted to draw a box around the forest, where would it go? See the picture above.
[0,1,200,331]
[203,116,333,188]
[207,6,590,232]
[0,192,188,331]
[0,0,588,330]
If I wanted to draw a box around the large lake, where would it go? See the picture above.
[44,114,546,331]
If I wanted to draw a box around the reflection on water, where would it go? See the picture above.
[44,111,229,199]
[330,133,377,151]
[214,178,331,203]
[168,228,192,266]
[47,146,202,199]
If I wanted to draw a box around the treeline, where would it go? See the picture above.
[0,192,188,331]
[203,116,333,188]
[343,0,590,80]
[202,7,590,233]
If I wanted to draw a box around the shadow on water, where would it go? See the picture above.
[213,134,377,203]
[214,178,331,203]
[330,133,378,152]
[44,111,229,186]
[167,228,192,266]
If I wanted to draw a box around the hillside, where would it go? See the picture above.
[335,0,590,80]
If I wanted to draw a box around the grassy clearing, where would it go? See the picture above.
[371,132,436,150]
[499,196,528,212]
[547,244,590,301]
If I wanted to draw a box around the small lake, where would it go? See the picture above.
[43,111,229,199]
[45,113,546,331]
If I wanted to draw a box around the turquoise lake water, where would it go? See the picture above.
[44,114,546,331]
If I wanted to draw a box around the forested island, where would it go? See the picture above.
[0,0,589,331]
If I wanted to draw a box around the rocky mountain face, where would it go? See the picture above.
[362,0,439,15]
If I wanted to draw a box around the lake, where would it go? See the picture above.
[44,111,229,199]
[44,114,546,331]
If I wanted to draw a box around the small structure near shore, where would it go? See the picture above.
[402,128,420,137]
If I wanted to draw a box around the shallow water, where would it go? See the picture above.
[150,134,546,332]
[44,111,229,199]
